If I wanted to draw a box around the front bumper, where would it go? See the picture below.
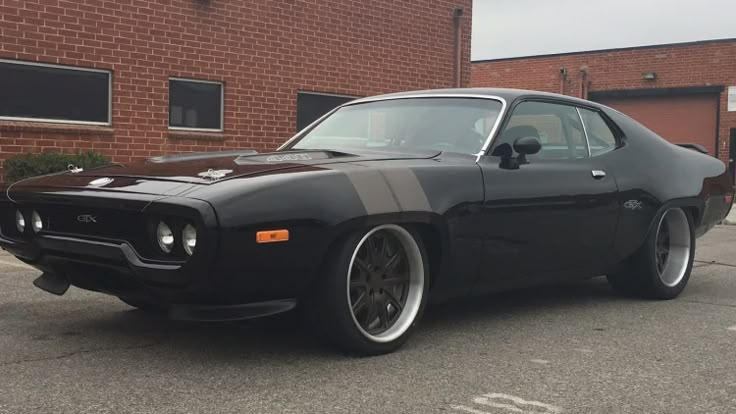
[0,191,227,304]
[0,229,308,315]
[1,232,304,321]
[0,191,321,316]
[3,233,299,321]
[0,233,194,300]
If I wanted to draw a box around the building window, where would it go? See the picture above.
[169,78,223,131]
[0,59,111,125]
[296,91,357,132]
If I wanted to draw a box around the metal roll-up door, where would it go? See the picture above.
[595,94,718,155]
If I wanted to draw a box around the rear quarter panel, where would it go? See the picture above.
[603,109,732,262]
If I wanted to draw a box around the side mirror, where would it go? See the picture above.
[513,136,541,155]
[513,136,541,165]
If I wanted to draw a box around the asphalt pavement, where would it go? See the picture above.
[1,226,736,414]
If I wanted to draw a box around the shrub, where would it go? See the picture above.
[4,151,111,184]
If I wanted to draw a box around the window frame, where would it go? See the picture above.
[491,98,591,160]
[576,106,623,157]
[168,77,225,132]
[487,97,624,158]
[0,59,112,126]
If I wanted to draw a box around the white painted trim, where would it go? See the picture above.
[169,76,224,85]
[0,116,111,127]
[168,126,225,133]
[0,58,111,74]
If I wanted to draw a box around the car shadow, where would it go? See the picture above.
[422,276,627,329]
[55,276,634,362]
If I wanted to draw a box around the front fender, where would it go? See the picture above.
[191,160,483,303]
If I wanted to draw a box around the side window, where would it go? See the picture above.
[579,108,618,156]
[495,101,588,160]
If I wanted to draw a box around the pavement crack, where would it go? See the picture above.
[695,260,736,268]
[682,299,736,309]
[0,340,163,367]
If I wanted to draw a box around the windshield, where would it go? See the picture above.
[290,97,503,155]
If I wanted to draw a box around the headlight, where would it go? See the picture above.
[15,210,25,233]
[182,224,197,256]
[156,221,174,253]
[31,211,43,233]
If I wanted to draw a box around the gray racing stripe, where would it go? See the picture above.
[380,168,432,212]
[326,163,431,214]
[335,164,399,214]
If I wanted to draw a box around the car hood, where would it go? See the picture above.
[7,149,441,196]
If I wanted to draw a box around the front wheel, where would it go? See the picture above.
[607,207,695,299]
[307,224,429,355]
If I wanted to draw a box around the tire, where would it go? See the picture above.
[607,207,695,299]
[119,297,168,313]
[306,224,430,355]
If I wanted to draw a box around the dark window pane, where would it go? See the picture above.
[0,61,110,123]
[169,80,222,130]
[296,92,356,131]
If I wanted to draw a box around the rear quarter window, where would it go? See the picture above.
[579,108,618,156]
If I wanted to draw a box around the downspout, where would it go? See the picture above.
[453,7,464,88]
[579,67,588,99]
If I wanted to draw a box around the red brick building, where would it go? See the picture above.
[0,0,473,179]
[471,39,736,175]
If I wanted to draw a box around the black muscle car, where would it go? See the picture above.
[1,88,733,355]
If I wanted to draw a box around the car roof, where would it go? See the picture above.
[350,88,602,109]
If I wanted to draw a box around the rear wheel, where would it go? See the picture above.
[307,224,429,355]
[607,207,694,299]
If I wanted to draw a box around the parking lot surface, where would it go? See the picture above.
[1,226,736,414]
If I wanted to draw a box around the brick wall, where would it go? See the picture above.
[471,40,736,164]
[0,0,473,177]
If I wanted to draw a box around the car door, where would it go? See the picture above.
[473,99,620,293]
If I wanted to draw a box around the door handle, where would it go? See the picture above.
[591,170,606,179]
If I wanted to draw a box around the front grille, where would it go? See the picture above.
[41,204,145,241]
[1,202,152,254]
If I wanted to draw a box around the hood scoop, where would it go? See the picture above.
[147,149,258,164]
[234,150,350,165]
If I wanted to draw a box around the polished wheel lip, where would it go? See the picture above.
[655,208,691,287]
[347,224,424,344]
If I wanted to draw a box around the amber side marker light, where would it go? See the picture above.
[256,229,289,243]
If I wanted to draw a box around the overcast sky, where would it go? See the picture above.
[471,0,736,61]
